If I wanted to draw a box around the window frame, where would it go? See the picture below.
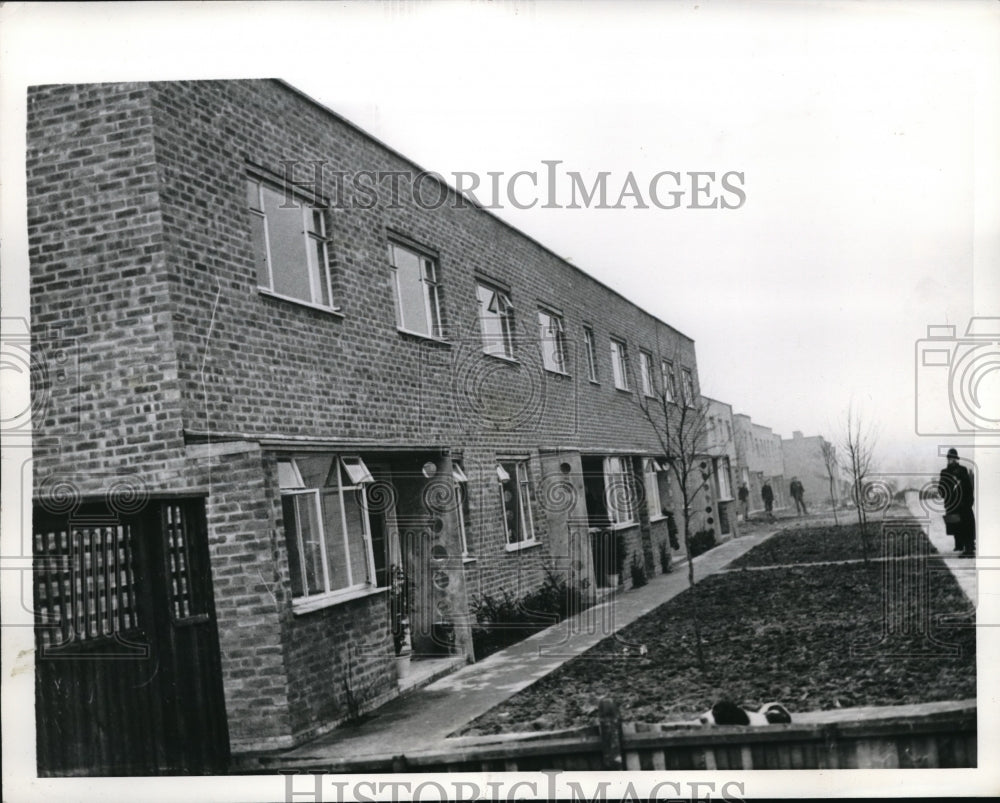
[248,174,337,312]
[610,337,630,391]
[277,455,381,612]
[639,350,655,397]
[603,456,638,528]
[498,458,538,550]
[388,238,445,340]
[583,326,599,383]
[453,461,475,561]
[682,368,696,407]
[643,458,665,520]
[476,282,516,360]
[537,307,569,375]
[660,360,677,403]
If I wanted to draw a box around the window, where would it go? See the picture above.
[716,456,734,500]
[537,308,568,373]
[583,326,598,382]
[476,283,515,359]
[643,458,665,519]
[497,459,536,546]
[248,176,334,309]
[278,455,377,602]
[682,368,696,406]
[453,461,473,558]
[610,338,629,391]
[639,351,654,397]
[661,360,676,403]
[388,241,443,338]
[603,456,637,526]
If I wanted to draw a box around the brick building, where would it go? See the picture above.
[27,79,715,772]
[733,414,787,514]
[703,397,739,537]
[782,430,841,509]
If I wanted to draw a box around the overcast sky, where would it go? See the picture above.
[4,1,997,479]
[1,3,999,799]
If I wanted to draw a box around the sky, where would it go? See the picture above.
[1,2,999,799]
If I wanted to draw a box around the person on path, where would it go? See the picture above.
[738,483,750,522]
[790,478,807,516]
[938,448,975,557]
[761,480,775,522]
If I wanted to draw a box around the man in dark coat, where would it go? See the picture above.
[939,448,975,557]
[761,480,775,521]
[789,478,807,516]
[737,483,750,521]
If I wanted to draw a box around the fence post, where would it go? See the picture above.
[598,698,624,770]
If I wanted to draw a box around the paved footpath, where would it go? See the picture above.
[249,508,977,771]
[904,491,978,604]
[250,526,785,770]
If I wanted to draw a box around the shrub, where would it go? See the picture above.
[629,551,648,588]
[689,528,717,558]
[658,539,672,573]
[614,533,629,576]
[470,569,591,660]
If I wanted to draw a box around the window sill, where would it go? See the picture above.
[544,367,571,378]
[397,327,451,346]
[609,522,639,532]
[614,386,632,394]
[588,379,600,386]
[482,350,519,365]
[649,515,668,523]
[291,585,387,615]
[258,288,345,317]
[462,555,477,564]
[504,539,542,553]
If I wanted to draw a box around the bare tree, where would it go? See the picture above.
[842,403,879,564]
[819,438,840,526]
[635,355,716,673]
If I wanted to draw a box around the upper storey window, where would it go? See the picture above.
[247,176,334,309]
[388,240,444,338]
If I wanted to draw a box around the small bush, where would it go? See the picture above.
[689,528,717,558]
[470,569,591,660]
[658,539,672,573]
[614,533,629,575]
[629,552,648,588]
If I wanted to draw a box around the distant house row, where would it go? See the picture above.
[27,78,841,775]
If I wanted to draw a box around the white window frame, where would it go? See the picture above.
[248,175,336,311]
[639,351,654,397]
[583,326,598,382]
[476,283,516,360]
[278,455,379,610]
[537,308,569,374]
[643,458,665,520]
[453,461,474,560]
[603,456,637,527]
[388,240,444,339]
[498,459,537,549]
[682,368,696,407]
[610,337,630,391]
[660,360,676,403]
[716,456,734,501]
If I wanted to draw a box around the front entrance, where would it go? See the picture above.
[33,498,229,775]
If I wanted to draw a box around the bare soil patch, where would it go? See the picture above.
[456,522,975,736]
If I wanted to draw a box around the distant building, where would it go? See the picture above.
[733,414,787,513]
[782,431,841,508]
[703,397,739,537]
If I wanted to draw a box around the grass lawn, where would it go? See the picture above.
[456,520,975,736]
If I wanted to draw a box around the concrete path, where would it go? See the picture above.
[251,526,783,769]
[249,507,978,771]
[904,491,978,604]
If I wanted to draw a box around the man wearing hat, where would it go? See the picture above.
[938,448,976,557]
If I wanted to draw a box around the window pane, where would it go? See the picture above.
[343,490,370,585]
[289,493,324,597]
[297,454,335,488]
[320,490,348,592]
[250,211,270,288]
[262,184,311,302]
[281,496,305,597]
[394,249,429,334]
[246,179,262,211]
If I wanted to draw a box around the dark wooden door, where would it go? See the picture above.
[34,498,229,776]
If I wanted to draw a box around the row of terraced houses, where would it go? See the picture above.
[25,79,842,775]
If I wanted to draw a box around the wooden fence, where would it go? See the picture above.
[254,699,975,773]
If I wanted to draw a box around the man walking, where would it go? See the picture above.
[939,448,975,557]
[738,483,750,522]
[790,477,807,516]
[761,480,775,522]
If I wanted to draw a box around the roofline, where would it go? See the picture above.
[271,78,695,345]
